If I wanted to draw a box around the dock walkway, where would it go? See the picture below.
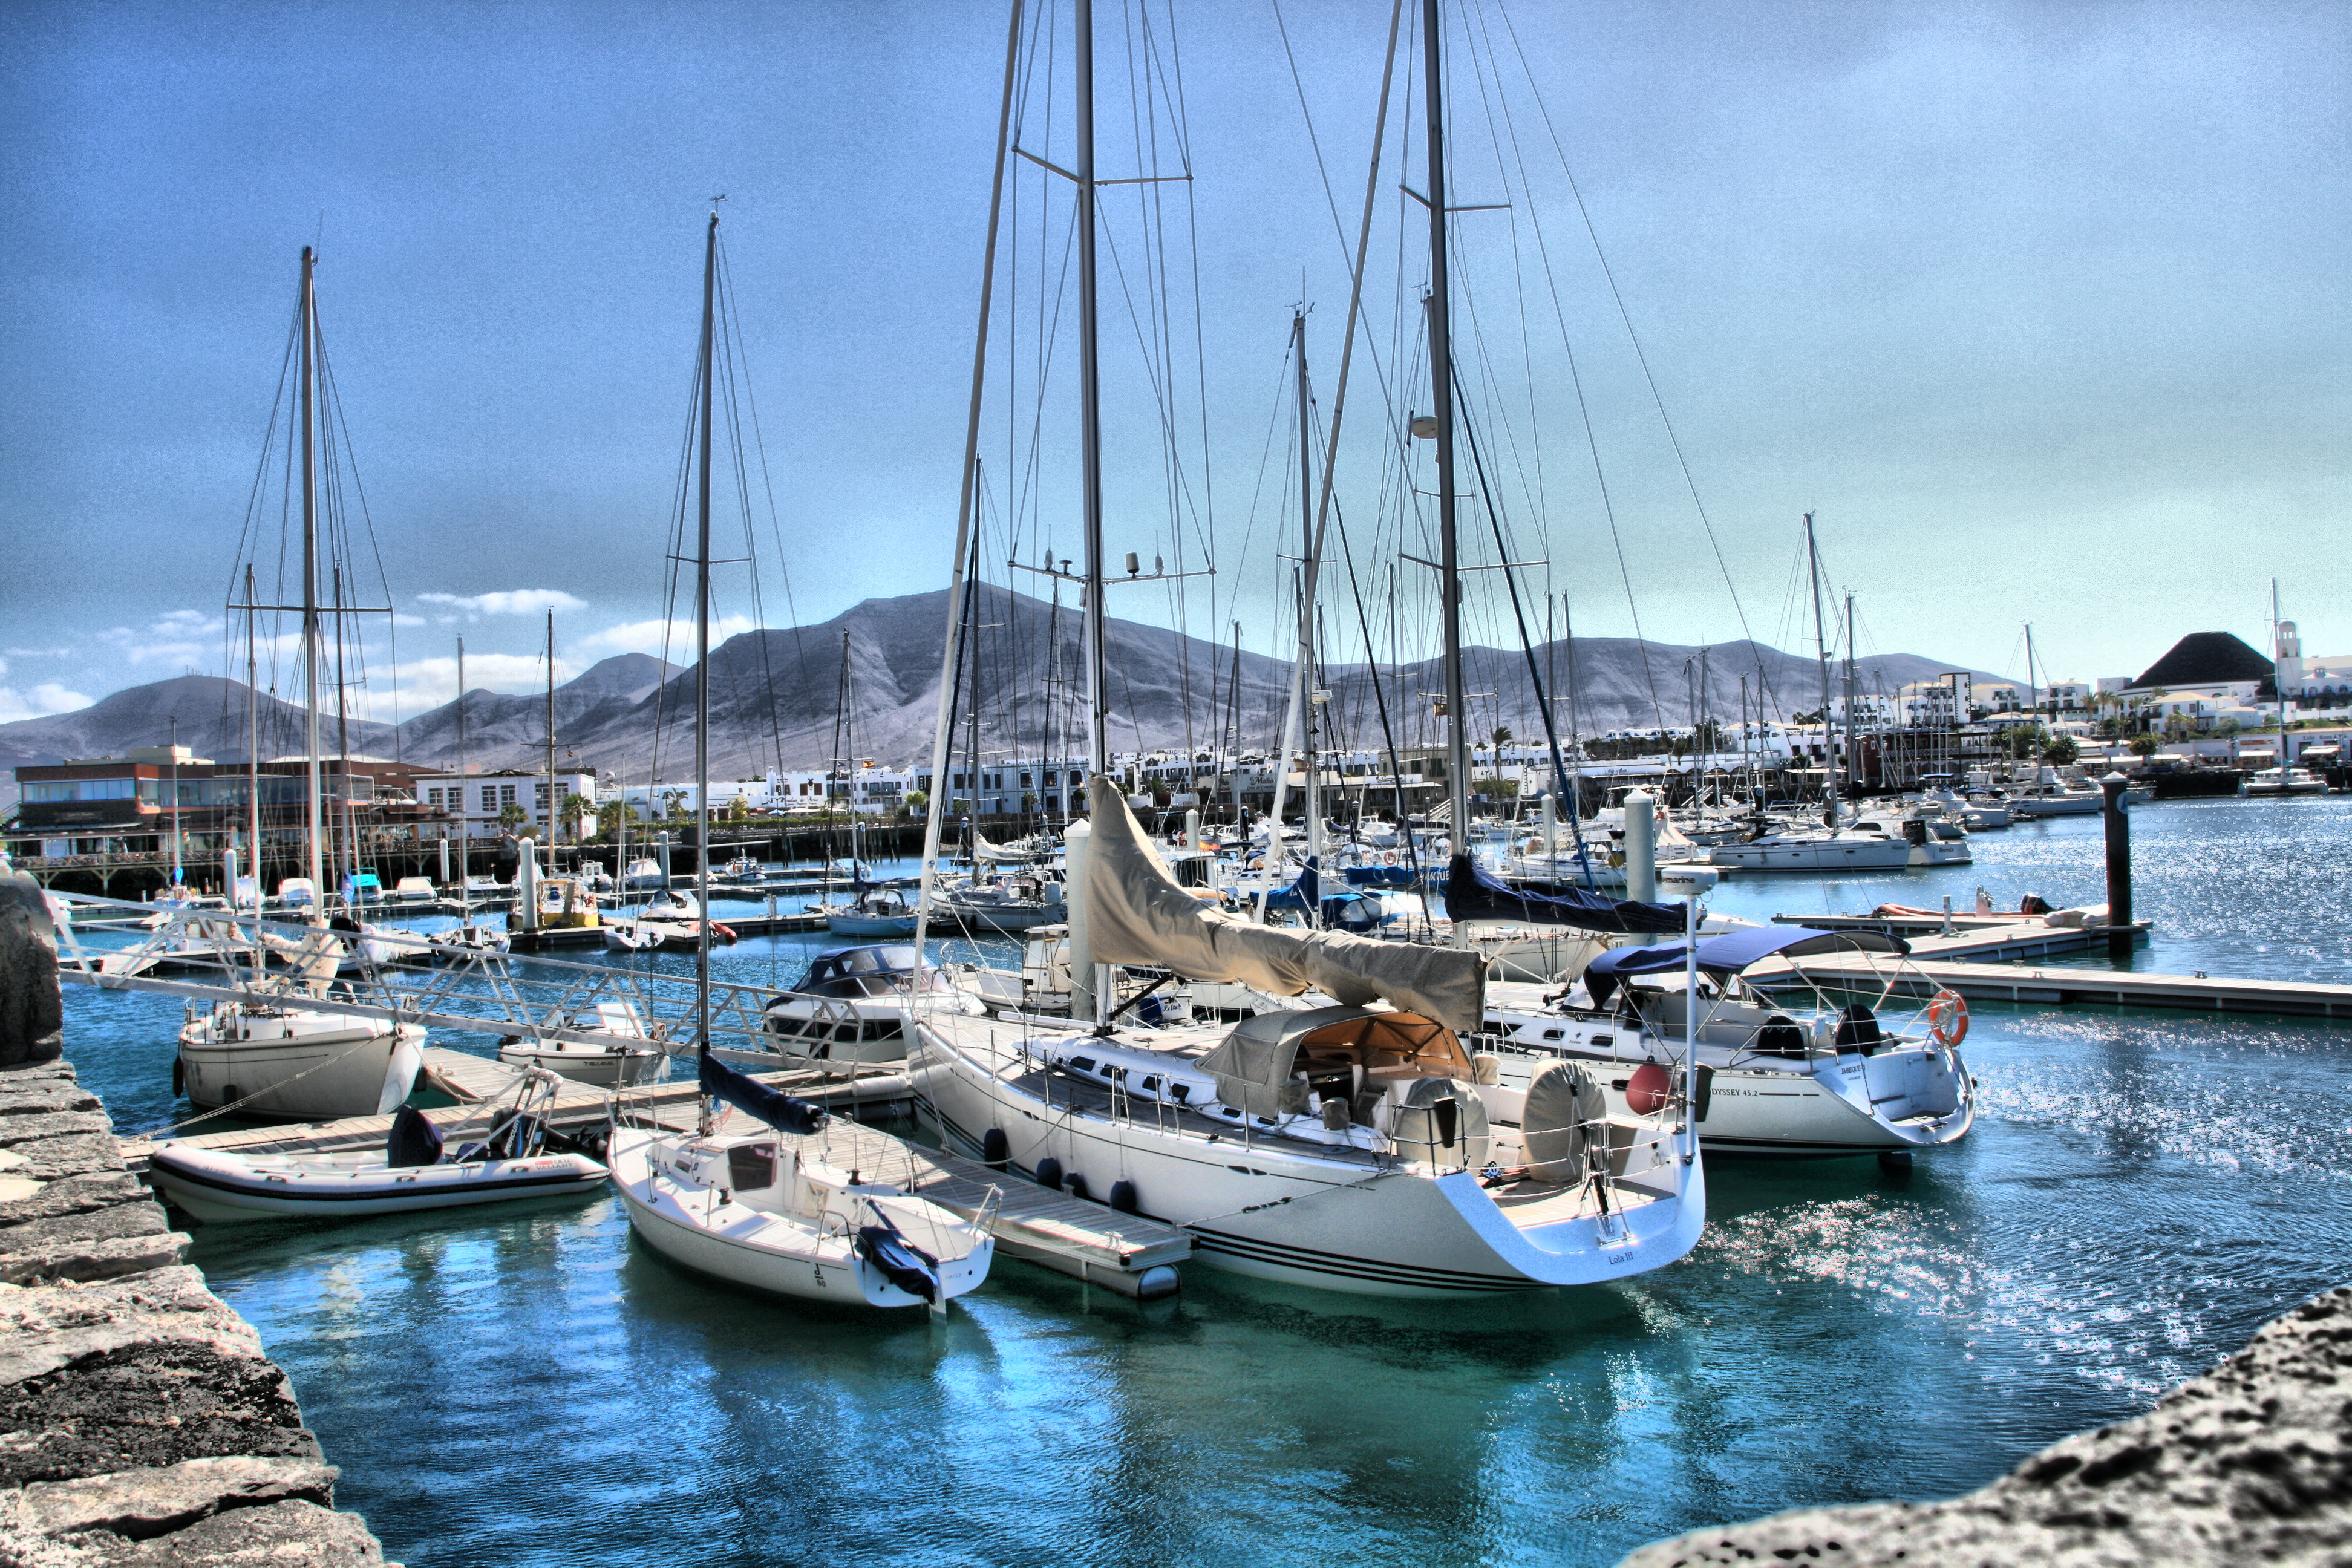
[123,1047,1189,1298]
[1753,920,2352,1020]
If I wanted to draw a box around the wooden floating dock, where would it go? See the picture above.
[1768,913,2152,962]
[123,1047,1190,1299]
[1750,921,2352,1020]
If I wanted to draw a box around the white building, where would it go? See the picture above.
[415,768,598,841]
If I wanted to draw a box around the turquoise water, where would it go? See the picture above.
[62,798,2352,1567]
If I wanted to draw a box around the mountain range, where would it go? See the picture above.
[0,588,2007,799]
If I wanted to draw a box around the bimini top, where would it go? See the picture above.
[1195,1006,1472,1120]
[1583,926,1910,1009]
[791,944,920,998]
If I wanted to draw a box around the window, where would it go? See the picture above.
[500,786,518,808]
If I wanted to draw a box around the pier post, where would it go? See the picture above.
[515,837,538,931]
[658,831,673,887]
[439,835,451,890]
[2100,771,2132,964]
[1625,789,1657,944]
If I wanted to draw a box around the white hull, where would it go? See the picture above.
[1480,993,1973,1157]
[497,1042,665,1088]
[146,1142,606,1223]
[177,1014,425,1120]
[1707,836,1965,871]
[609,1126,990,1308]
[911,1013,1704,1298]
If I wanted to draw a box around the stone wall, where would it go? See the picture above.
[1623,1284,2352,1568]
[0,869,393,1566]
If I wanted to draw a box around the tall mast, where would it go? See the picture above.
[1295,311,1322,873]
[1841,593,1857,794]
[2024,621,2037,721]
[1423,0,1471,864]
[544,608,558,854]
[295,248,327,904]
[244,564,260,896]
[332,564,351,897]
[694,210,717,1067]
[913,0,1021,958]
[1804,511,1836,828]
[1076,0,1108,778]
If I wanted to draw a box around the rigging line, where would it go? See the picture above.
[713,241,799,780]
[1456,367,1588,871]
[652,290,708,786]
[313,336,400,745]
[1269,0,1414,465]
[1094,221,1214,555]
[1490,0,1772,711]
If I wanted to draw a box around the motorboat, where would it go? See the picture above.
[622,857,667,892]
[498,1000,669,1087]
[937,878,1064,933]
[821,887,918,938]
[174,923,426,1120]
[610,1048,996,1312]
[1707,813,1968,871]
[1475,926,1973,1158]
[604,921,665,952]
[147,1073,605,1222]
[636,888,734,945]
[756,944,987,1068]
[2244,766,2328,797]
[427,924,510,961]
[909,782,1705,1299]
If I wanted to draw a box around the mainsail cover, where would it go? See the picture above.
[696,1047,825,1135]
[1080,777,1486,1034]
[1444,855,1685,935]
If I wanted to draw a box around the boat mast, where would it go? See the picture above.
[1423,0,1472,885]
[544,608,558,860]
[298,247,325,906]
[1076,0,1108,781]
[913,0,1019,962]
[1841,593,1856,794]
[1295,310,1322,878]
[694,210,717,1079]
[1804,511,1835,828]
[244,564,260,897]
[331,564,351,898]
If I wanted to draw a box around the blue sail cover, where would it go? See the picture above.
[1581,924,1911,1008]
[1445,854,1684,936]
[697,1047,826,1135]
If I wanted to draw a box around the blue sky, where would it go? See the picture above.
[2,0,2344,727]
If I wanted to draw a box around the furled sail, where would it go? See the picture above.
[1079,777,1486,1034]
[1443,854,1685,936]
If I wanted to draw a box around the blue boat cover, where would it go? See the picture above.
[1342,864,1420,890]
[855,1217,940,1304]
[697,1047,826,1135]
[1444,854,1685,936]
[385,1103,444,1168]
[1582,924,1910,1008]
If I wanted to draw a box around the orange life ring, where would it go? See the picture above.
[713,921,740,946]
[1927,988,1968,1047]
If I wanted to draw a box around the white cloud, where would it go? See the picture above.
[576,616,758,657]
[4,646,70,659]
[388,653,578,710]
[0,683,94,724]
[415,589,587,619]
[99,610,224,667]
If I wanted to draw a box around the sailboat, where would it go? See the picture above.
[609,211,995,1312]
[176,246,425,1121]
[907,0,1706,1296]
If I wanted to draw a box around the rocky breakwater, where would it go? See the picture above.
[1624,1284,2352,1568]
[0,871,393,1566]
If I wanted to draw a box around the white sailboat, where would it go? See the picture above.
[175,246,424,1120]
[907,1,1705,1298]
[608,211,995,1312]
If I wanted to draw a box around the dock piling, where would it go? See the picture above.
[2100,771,2134,964]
